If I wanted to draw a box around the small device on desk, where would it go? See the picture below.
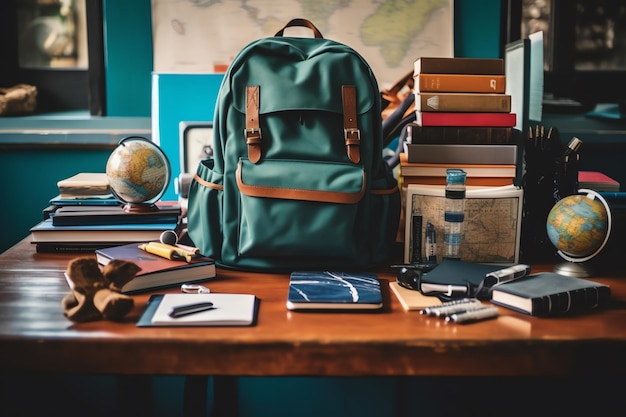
[176,121,214,212]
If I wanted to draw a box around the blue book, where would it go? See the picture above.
[30,219,179,244]
[286,271,383,311]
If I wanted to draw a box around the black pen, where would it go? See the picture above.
[169,302,215,318]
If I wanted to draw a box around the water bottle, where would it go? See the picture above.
[443,169,466,259]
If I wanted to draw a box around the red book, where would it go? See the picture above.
[415,111,516,127]
[578,171,620,192]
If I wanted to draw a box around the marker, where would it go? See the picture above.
[169,302,215,318]
[432,300,488,318]
[483,264,531,288]
[445,306,499,324]
[420,298,481,316]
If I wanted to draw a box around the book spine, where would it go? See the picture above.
[52,214,180,226]
[400,163,516,178]
[401,176,514,187]
[536,287,612,316]
[407,124,515,144]
[406,144,518,165]
[36,243,115,253]
[415,74,506,93]
[415,93,511,112]
[414,57,505,75]
[415,111,516,127]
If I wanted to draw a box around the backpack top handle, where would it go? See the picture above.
[274,18,324,39]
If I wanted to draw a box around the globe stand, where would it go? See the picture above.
[549,189,612,278]
[122,202,160,213]
[553,260,597,278]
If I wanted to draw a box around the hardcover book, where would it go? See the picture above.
[415,74,506,94]
[401,175,513,187]
[49,194,120,206]
[51,204,182,226]
[29,219,179,245]
[56,172,110,197]
[95,242,216,293]
[286,271,383,310]
[578,171,620,192]
[405,144,518,165]
[414,57,504,75]
[138,293,257,327]
[490,272,611,316]
[400,154,516,178]
[415,93,511,113]
[414,111,516,127]
[406,124,517,145]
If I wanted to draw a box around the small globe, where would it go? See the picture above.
[546,190,611,265]
[106,136,170,211]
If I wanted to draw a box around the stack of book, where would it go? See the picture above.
[402,57,519,187]
[31,173,182,253]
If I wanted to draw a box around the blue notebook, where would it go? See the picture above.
[286,271,383,311]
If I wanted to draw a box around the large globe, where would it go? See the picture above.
[106,136,170,211]
[546,190,611,265]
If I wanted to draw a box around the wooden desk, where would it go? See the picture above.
[2,237,626,415]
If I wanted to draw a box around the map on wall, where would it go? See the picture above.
[151,0,453,87]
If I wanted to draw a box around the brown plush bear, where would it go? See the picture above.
[62,257,141,323]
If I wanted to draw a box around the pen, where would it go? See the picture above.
[169,302,215,318]
[425,221,437,264]
[432,300,488,318]
[420,298,481,316]
[445,306,499,324]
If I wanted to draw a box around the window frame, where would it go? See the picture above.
[0,0,105,116]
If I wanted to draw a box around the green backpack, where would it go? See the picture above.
[187,19,400,271]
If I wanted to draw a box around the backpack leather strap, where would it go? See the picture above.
[245,85,262,164]
[342,85,361,164]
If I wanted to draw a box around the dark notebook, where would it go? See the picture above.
[490,272,611,316]
[418,258,530,300]
[286,271,383,311]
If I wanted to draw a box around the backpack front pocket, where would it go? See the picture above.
[236,158,365,260]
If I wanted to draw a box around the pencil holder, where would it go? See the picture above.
[520,126,580,263]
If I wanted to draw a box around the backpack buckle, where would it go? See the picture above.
[344,128,361,164]
[244,128,262,163]
[244,127,262,143]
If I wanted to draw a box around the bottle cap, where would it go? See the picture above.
[446,169,466,185]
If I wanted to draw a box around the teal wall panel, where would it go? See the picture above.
[103,0,153,116]
[0,148,113,254]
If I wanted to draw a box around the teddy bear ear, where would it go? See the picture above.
[102,260,142,291]
[66,257,104,287]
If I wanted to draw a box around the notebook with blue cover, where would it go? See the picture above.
[286,271,383,311]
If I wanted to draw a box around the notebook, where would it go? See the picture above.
[286,271,383,311]
[137,293,258,326]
